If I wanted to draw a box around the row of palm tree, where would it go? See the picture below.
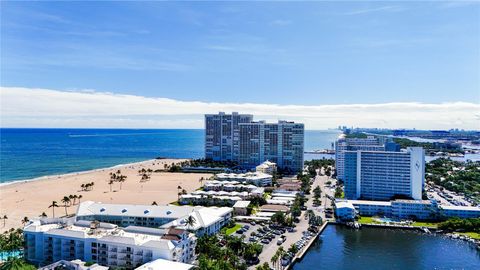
[177,185,187,201]
[138,168,153,175]
[109,170,127,192]
[270,246,286,270]
[80,182,95,191]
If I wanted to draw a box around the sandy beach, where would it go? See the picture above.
[0,159,212,232]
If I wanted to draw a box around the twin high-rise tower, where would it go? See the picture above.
[205,112,304,173]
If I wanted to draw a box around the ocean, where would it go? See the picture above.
[0,128,341,183]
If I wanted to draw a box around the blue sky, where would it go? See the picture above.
[0,1,479,129]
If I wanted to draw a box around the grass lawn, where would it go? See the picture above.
[357,216,380,224]
[411,221,439,228]
[170,201,180,206]
[358,217,440,228]
[225,224,242,235]
[459,232,480,240]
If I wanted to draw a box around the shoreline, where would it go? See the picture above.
[0,158,162,188]
[0,158,212,231]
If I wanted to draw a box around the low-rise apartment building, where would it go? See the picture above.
[345,199,480,220]
[256,160,277,175]
[24,218,196,268]
[75,201,232,237]
[215,172,273,186]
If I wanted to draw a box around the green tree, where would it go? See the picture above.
[61,196,71,215]
[0,257,36,270]
[48,201,59,218]
[185,215,196,231]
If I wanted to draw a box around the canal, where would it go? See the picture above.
[293,225,480,270]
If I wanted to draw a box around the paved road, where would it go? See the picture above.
[252,172,334,269]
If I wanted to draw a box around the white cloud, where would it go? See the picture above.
[270,19,292,26]
[1,86,479,130]
[344,6,405,16]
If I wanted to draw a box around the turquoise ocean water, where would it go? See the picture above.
[0,129,341,183]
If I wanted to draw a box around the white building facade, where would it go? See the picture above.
[348,199,480,220]
[205,112,253,162]
[334,201,357,220]
[24,219,196,268]
[238,121,304,173]
[75,201,232,237]
[335,135,386,181]
[256,160,277,175]
[344,147,425,201]
[215,172,273,186]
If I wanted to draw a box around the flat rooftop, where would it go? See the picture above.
[135,259,193,270]
[25,220,175,249]
[76,201,199,219]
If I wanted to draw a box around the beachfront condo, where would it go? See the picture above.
[205,112,305,173]
[343,147,425,201]
[238,120,304,173]
[335,135,399,181]
[24,218,196,268]
[205,112,253,162]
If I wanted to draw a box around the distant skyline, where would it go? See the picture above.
[1,1,479,129]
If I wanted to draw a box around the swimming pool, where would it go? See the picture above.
[0,250,22,261]
[374,217,400,223]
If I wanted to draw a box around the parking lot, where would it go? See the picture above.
[426,184,476,207]
[234,221,293,247]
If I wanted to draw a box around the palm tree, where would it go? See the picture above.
[68,195,75,206]
[306,210,314,220]
[185,215,196,230]
[199,177,204,185]
[21,216,29,226]
[72,194,78,205]
[2,215,7,227]
[141,174,149,182]
[78,195,83,203]
[80,184,85,191]
[177,185,182,200]
[61,196,70,215]
[49,201,59,218]
[271,253,278,270]
[277,246,286,270]
[108,179,115,192]
[40,212,47,218]
[118,175,127,190]
[0,257,35,270]
[151,201,158,206]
